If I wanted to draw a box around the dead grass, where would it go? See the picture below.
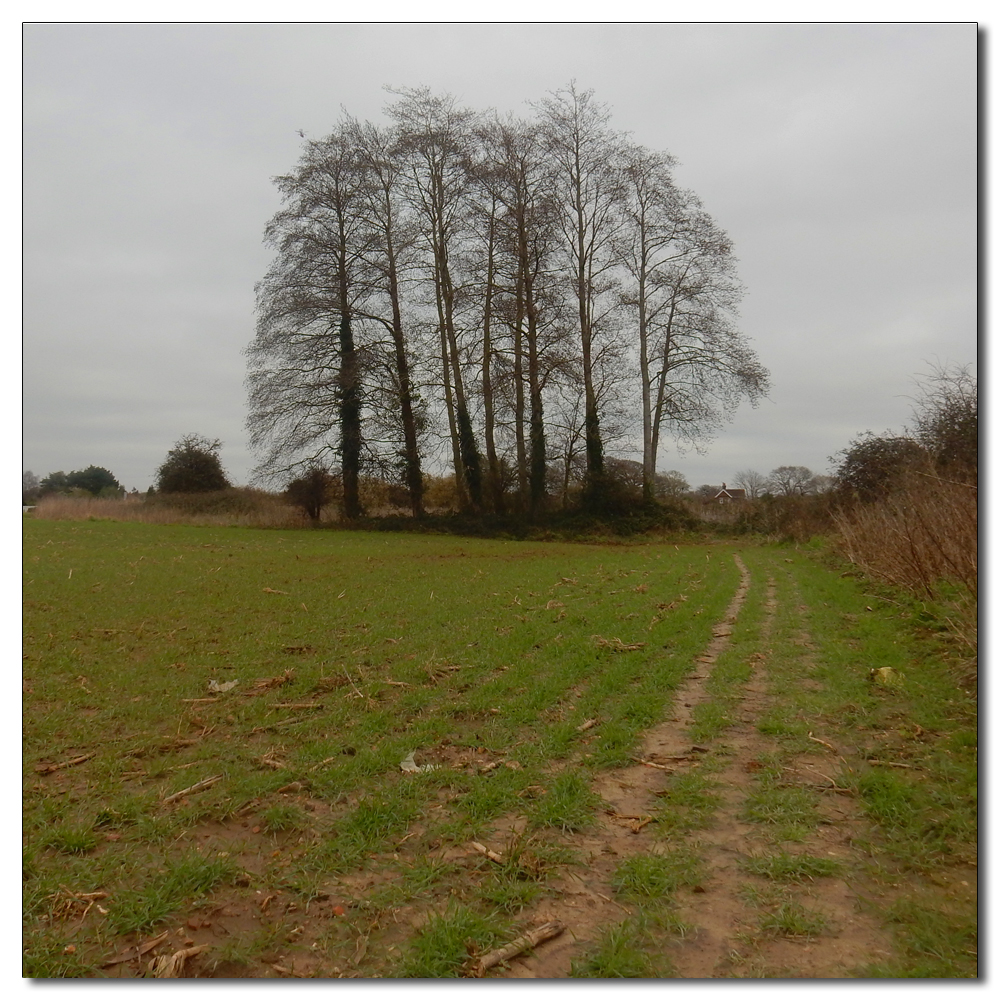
[834,472,976,601]
[31,492,310,529]
[833,471,977,679]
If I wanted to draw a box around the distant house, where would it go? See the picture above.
[711,483,747,504]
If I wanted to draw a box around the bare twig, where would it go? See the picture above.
[807,733,837,751]
[467,921,565,977]
[797,764,846,789]
[629,756,675,770]
[271,963,307,978]
[163,774,223,804]
[35,753,94,775]
[102,930,170,967]
[594,636,646,652]
[470,841,503,863]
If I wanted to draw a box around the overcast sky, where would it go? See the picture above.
[22,22,977,493]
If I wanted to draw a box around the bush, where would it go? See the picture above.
[912,362,977,478]
[156,435,230,493]
[284,467,339,522]
[833,433,929,504]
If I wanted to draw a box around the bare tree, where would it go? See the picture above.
[910,361,977,478]
[348,117,425,516]
[537,83,625,509]
[733,468,768,499]
[618,143,685,500]
[387,87,484,512]
[475,114,560,516]
[248,127,368,517]
[767,465,817,496]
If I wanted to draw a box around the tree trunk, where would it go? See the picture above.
[525,254,546,517]
[512,280,528,510]
[638,265,655,503]
[385,237,424,517]
[338,307,362,519]
[480,205,504,514]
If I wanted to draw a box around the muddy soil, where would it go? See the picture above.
[488,555,895,978]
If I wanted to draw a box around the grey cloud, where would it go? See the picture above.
[23,23,975,493]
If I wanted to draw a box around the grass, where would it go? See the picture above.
[861,893,978,978]
[742,780,819,842]
[23,519,736,976]
[105,853,237,935]
[740,851,842,883]
[612,848,703,899]
[398,904,508,978]
[570,918,673,978]
[758,900,828,939]
[476,833,571,914]
[736,545,978,976]
[22,519,976,978]
[653,771,721,834]
[529,771,602,833]
[259,803,308,834]
[44,824,99,855]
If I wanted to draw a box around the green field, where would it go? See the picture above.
[23,520,976,978]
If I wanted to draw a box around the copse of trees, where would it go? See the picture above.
[25,466,123,501]
[247,83,768,521]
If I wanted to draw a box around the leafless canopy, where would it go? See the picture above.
[246,84,769,514]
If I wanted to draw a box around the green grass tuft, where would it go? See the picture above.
[45,824,98,855]
[570,918,672,978]
[529,771,601,833]
[740,851,842,883]
[759,900,828,939]
[612,848,703,899]
[259,803,308,834]
[107,853,237,935]
[398,904,507,978]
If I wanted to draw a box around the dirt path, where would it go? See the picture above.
[495,554,895,978]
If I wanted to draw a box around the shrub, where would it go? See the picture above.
[284,467,339,522]
[156,435,230,493]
